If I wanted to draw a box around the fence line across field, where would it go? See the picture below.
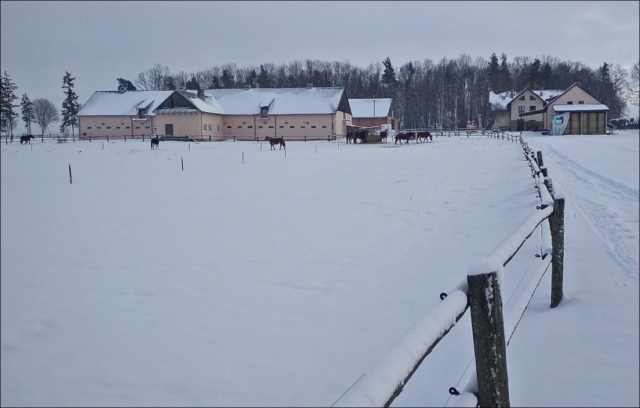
[333,134,563,408]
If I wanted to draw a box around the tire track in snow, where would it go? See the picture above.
[538,143,639,278]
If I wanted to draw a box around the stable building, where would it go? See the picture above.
[77,86,353,141]
[349,98,398,131]
[518,83,609,135]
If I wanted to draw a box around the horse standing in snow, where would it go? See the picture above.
[265,136,286,150]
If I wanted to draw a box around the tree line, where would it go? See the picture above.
[127,54,639,129]
[1,71,80,138]
[2,55,638,137]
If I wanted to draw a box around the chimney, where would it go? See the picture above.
[307,84,313,89]
[197,88,205,101]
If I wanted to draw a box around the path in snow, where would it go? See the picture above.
[524,133,639,279]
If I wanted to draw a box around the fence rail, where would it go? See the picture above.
[333,133,564,408]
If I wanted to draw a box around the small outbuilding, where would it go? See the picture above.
[349,98,398,132]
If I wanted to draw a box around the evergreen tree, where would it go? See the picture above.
[528,59,541,88]
[1,71,19,137]
[60,71,80,136]
[257,65,271,88]
[117,77,137,91]
[185,75,200,90]
[245,69,257,88]
[21,93,34,134]
[381,57,398,97]
[499,53,511,92]
[540,62,553,89]
[221,69,235,88]
[210,75,221,89]
[487,53,500,91]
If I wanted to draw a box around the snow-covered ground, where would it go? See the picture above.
[1,132,638,407]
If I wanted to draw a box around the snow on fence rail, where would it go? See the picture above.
[333,135,564,408]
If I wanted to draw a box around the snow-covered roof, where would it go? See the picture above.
[78,91,174,116]
[205,87,346,115]
[489,89,565,109]
[78,88,347,117]
[177,90,225,114]
[554,104,609,112]
[349,98,393,118]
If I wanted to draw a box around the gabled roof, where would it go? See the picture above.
[349,98,393,118]
[489,89,564,110]
[77,91,174,116]
[176,90,225,114]
[545,83,602,106]
[205,87,349,115]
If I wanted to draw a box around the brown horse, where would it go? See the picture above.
[20,135,34,144]
[265,136,286,150]
[150,136,160,149]
[395,132,414,145]
[416,131,433,143]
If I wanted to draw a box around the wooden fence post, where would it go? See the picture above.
[549,197,565,308]
[467,269,510,407]
[536,151,544,167]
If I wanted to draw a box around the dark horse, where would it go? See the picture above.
[265,136,286,150]
[395,132,414,145]
[20,135,34,144]
[150,136,160,150]
[346,131,354,144]
[416,131,433,143]
[354,130,368,144]
[380,129,389,143]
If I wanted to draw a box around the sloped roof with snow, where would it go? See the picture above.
[205,87,347,115]
[77,91,174,116]
[176,90,225,114]
[489,89,565,110]
[554,104,609,112]
[349,98,393,118]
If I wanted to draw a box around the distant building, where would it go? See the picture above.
[489,83,609,134]
[519,83,609,134]
[489,89,564,130]
[77,87,352,141]
[349,98,398,131]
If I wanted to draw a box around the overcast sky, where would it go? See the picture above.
[1,1,639,128]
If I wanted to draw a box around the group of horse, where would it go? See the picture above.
[346,129,389,144]
[395,131,433,145]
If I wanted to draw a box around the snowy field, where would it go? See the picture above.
[1,132,638,407]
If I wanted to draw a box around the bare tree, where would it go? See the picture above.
[134,63,172,90]
[627,60,639,107]
[33,98,60,138]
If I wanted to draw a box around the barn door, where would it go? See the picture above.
[165,124,174,136]
[569,113,580,134]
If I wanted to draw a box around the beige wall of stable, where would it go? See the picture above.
[80,111,352,141]
[542,87,602,131]
[220,112,351,140]
[79,115,152,139]
[154,112,225,140]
